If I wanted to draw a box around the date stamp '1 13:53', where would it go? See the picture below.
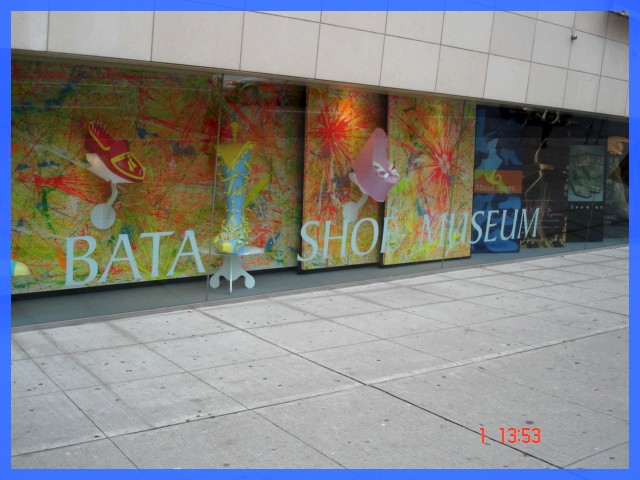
[480,427,541,444]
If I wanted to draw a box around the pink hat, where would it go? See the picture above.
[351,128,399,202]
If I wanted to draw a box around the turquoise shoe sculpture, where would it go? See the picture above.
[213,135,256,255]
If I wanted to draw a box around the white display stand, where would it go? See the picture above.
[205,246,264,293]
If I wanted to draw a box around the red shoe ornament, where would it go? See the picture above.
[85,122,144,183]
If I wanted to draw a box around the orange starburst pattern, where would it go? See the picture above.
[384,96,476,265]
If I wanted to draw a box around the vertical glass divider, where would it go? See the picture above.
[205,74,225,301]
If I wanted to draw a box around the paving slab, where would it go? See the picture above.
[521,284,621,304]
[71,344,184,384]
[519,256,582,269]
[563,252,619,264]
[146,330,288,371]
[13,330,63,357]
[40,322,138,353]
[302,339,453,383]
[441,267,500,280]
[404,299,520,326]
[514,268,595,284]
[466,291,572,316]
[199,299,319,328]
[377,365,628,467]
[110,309,235,343]
[572,275,629,295]
[351,286,452,309]
[390,327,528,363]
[467,315,588,345]
[537,329,629,371]
[466,273,554,291]
[331,309,452,339]
[557,263,630,278]
[528,305,628,331]
[334,281,398,293]
[391,273,456,286]
[257,386,551,468]
[193,354,358,409]
[66,372,245,436]
[249,319,378,353]
[12,439,136,469]
[485,262,543,273]
[277,292,389,318]
[11,338,28,361]
[590,248,628,258]
[271,289,336,301]
[111,410,341,468]
[583,295,629,316]
[471,342,628,420]
[565,442,629,469]
[11,359,60,398]
[12,392,105,456]
[600,259,628,269]
[410,279,504,300]
[34,354,103,390]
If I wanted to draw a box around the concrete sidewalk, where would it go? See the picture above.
[11,246,629,469]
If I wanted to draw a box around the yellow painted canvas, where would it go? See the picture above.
[11,59,221,293]
[300,87,386,270]
[383,96,475,265]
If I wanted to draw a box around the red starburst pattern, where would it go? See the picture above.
[394,99,473,212]
[309,100,353,160]
[384,95,475,265]
[302,87,386,269]
[308,91,376,162]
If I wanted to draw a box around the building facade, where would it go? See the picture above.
[10,11,629,325]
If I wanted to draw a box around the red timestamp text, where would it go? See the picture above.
[480,427,541,444]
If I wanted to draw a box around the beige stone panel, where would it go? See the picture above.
[436,46,488,98]
[532,20,572,69]
[526,63,567,108]
[574,11,608,37]
[596,77,628,116]
[152,11,243,69]
[48,11,153,61]
[320,11,387,33]
[241,12,319,78]
[316,24,384,86]
[484,55,530,103]
[441,11,493,53]
[568,31,605,75]
[563,70,599,112]
[601,40,629,81]
[490,11,536,61]
[380,36,439,92]
[11,11,48,51]
[385,11,444,44]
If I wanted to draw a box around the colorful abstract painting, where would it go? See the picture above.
[209,78,305,271]
[382,96,475,265]
[11,58,221,293]
[472,106,524,253]
[300,87,386,270]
